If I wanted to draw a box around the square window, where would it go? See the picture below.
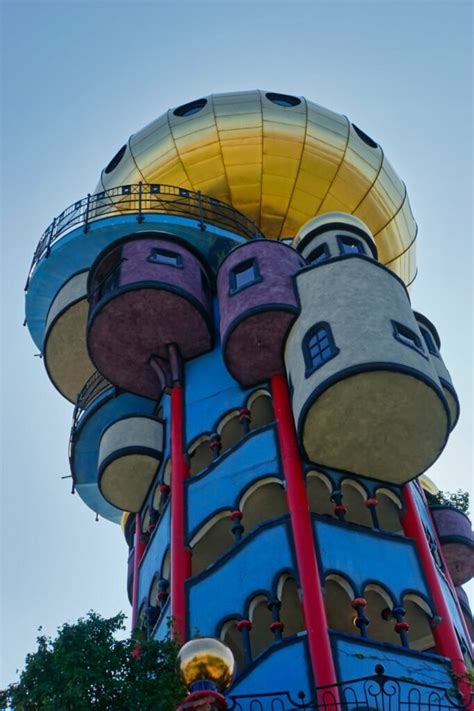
[420,328,438,356]
[147,248,183,267]
[229,258,261,294]
[122,185,131,195]
[150,184,161,194]
[338,235,364,256]
[392,321,426,357]
[307,243,330,265]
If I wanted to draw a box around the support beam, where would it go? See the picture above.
[131,512,146,630]
[271,373,340,701]
[170,371,192,642]
[402,482,472,708]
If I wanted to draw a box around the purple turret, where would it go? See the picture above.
[217,240,305,386]
[87,234,213,398]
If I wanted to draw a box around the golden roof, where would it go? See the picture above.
[97,90,417,285]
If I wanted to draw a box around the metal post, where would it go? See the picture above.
[46,218,56,258]
[197,191,206,231]
[137,181,144,223]
[83,193,91,234]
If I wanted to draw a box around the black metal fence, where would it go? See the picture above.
[26,182,263,289]
[70,371,112,439]
[226,666,471,710]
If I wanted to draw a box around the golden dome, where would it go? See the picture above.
[97,90,417,285]
[177,637,235,692]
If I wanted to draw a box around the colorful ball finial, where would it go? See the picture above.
[178,637,235,693]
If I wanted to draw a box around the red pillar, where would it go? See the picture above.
[170,383,192,642]
[131,512,146,629]
[401,482,472,708]
[271,374,340,701]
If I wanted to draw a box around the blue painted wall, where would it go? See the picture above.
[187,517,295,638]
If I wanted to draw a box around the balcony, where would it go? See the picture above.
[26,183,262,289]
[25,183,262,352]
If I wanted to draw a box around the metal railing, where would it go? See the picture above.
[70,371,113,437]
[26,182,263,289]
[226,665,471,710]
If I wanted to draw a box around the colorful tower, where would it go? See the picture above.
[25,91,473,708]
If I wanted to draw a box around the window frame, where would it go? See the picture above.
[337,234,365,257]
[147,247,183,268]
[420,327,439,357]
[303,322,340,377]
[307,242,330,265]
[229,257,262,295]
[391,321,427,358]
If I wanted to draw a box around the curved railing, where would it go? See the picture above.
[227,665,471,710]
[70,371,113,437]
[26,182,264,289]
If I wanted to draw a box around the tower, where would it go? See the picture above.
[25,91,473,708]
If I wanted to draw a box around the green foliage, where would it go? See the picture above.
[1,611,185,710]
[430,489,470,515]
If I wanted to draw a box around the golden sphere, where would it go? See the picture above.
[178,637,235,692]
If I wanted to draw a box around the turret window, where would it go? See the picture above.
[229,258,261,294]
[147,248,183,267]
[337,235,365,256]
[307,243,330,265]
[392,321,426,357]
[420,327,438,356]
[303,322,339,376]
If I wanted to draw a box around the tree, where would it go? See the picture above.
[0,612,185,710]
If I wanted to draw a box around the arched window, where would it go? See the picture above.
[220,619,245,671]
[324,575,355,635]
[188,435,213,476]
[341,479,372,528]
[249,595,274,658]
[248,390,274,430]
[217,410,242,452]
[403,594,436,652]
[278,575,305,637]
[190,511,234,576]
[303,323,339,376]
[240,478,288,533]
[307,471,334,517]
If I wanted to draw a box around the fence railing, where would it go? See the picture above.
[70,371,112,437]
[226,665,471,710]
[26,182,263,290]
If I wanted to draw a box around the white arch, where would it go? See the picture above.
[239,476,283,512]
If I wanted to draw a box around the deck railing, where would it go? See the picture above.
[226,665,471,710]
[26,182,263,289]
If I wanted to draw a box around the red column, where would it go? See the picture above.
[170,383,192,642]
[402,483,472,708]
[271,374,339,701]
[419,483,474,648]
[131,512,146,629]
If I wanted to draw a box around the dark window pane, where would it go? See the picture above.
[304,322,338,375]
[307,243,329,265]
[338,235,364,256]
[392,321,424,354]
[421,328,437,355]
[230,259,259,292]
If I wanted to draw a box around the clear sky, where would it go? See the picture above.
[1,0,472,688]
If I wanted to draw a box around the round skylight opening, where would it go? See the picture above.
[104,145,127,174]
[174,98,207,117]
[352,124,378,149]
[266,92,301,107]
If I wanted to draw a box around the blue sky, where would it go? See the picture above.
[1,0,472,687]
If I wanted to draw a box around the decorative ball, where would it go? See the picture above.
[177,637,235,693]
